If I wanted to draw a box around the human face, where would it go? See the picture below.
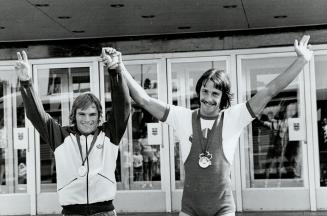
[75,103,99,135]
[199,80,222,117]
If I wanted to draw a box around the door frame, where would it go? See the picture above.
[0,62,36,215]
[99,58,172,212]
[308,49,327,210]
[236,51,316,211]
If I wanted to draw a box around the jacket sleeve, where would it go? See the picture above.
[20,80,67,151]
[103,68,131,145]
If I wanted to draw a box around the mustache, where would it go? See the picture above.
[200,99,217,106]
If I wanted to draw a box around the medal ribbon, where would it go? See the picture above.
[76,129,100,166]
[198,110,221,156]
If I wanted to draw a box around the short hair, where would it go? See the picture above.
[195,69,232,109]
[69,93,103,125]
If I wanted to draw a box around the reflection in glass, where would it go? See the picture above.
[171,61,226,189]
[0,69,27,193]
[17,104,26,187]
[37,67,90,192]
[104,64,161,190]
[314,55,327,187]
[242,57,304,188]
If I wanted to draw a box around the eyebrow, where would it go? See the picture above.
[77,110,97,114]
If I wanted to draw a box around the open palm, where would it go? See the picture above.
[294,35,313,62]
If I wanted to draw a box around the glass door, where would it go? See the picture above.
[167,56,234,212]
[32,59,99,214]
[0,65,32,215]
[312,52,327,210]
[238,53,311,210]
[99,58,171,212]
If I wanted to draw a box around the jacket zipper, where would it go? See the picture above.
[86,137,89,205]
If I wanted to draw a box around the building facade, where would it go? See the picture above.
[0,30,327,214]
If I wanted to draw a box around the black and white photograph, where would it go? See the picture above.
[0,1,327,216]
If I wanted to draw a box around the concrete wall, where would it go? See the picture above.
[1,27,327,60]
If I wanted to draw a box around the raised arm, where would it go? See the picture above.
[100,48,131,144]
[248,35,313,116]
[16,51,64,151]
[101,48,169,122]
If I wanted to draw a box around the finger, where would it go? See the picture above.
[102,47,111,53]
[107,48,116,54]
[299,35,309,46]
[102,47,113,57]
[17,52,22,61]
[101,48,107,58]
[116,51,122,63]
[303,35,310,46]
[294,39,299,50]
[22,51,28,62]
[299,36,305,46]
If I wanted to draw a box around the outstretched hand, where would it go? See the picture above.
[294,35,313,62]
[15,51,31,81]
[100,47,122,69]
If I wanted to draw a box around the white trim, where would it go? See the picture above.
[310,53,325,191]
[31,65,42,196]
[99,61,106,124]
[310,53,327,210]
[30,56,99,65]
[230,53,243,211]
[304,57,317,210]
[91,61,100,99]
[158,58,172,212]
[236,55,248,192]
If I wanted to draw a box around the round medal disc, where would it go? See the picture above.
[198,156,211,168]
[78,166,87,177]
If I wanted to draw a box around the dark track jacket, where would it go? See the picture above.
[20,68,130,206]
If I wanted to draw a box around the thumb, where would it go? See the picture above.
[116,51,122,64]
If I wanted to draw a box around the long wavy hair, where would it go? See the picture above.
[195,68,233,110]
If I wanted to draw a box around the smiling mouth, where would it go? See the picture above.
[201,100,216,106]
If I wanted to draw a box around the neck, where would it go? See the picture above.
[199,108,220,119]
[77,128,97,136]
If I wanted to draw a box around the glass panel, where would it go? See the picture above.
[16,89,27,190]
[37,67,90,192]
[314,55,327,187]
[104,64,161,190]
[242,57,304,188]
[170,61,226,189]
[0,68,27,194]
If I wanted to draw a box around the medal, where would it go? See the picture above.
[96,143,103,149]
[198,152,212,168]
[78,166,87,177]
[195,110,221,169]
[75,130,100,178]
